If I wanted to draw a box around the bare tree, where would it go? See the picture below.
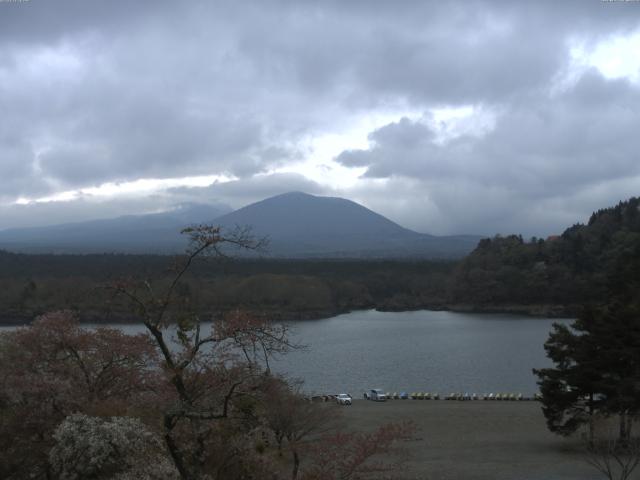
[261,378,338,479]
[584,436,640,480]
[108,225,297,480]
[301,421,417,480]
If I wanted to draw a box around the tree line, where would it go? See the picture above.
[450,197,640,312]
[532,198,640,479]
[0,254,456,324]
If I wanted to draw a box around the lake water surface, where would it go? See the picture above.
[273,309,570,396]
[2,309,570,396]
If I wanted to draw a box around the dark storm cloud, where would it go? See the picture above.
[336,71,640,236]
[0,0,639,234]
[0,0,165,44]
[232,0,638,105]
[0,1,312,199]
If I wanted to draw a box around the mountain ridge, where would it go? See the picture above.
[0,192,482,258]
[0,202,231,254]
[213,192,479,258]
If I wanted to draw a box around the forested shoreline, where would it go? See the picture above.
[0,255,456,324]
[1,197,638,325]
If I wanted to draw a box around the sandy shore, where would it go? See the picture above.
[340,399,602,480]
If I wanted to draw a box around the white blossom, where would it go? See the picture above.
[49,414,179,480]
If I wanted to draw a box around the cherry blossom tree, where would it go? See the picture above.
[49,414,179,480]
[0,311,159,479]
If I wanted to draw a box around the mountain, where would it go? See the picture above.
[0,193,481,258]
[0,203,232,254]
[213,192,481,258]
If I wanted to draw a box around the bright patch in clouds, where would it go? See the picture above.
[571,30,640,82]
[14,174,236,205]
[271,110,422,188]
[0,43,85,88]
[270,107,495,188]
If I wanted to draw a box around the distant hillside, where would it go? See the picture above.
[214,192,481,258]
[1,197,638,323]
[450,196,640,313]
[0,192,482,258]
[0,203,231,254]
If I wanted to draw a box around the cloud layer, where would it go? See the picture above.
[1,0,639,236]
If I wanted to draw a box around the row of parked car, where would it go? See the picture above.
[443,392,538,401]
[361,391,539,401]
[325,390,541,405]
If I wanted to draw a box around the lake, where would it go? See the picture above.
[273,309,569,396]
[2,309,569,396]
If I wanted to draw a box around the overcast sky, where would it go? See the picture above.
[1,0,639,236]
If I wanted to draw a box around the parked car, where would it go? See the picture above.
[399,391,409,399]
[369,389,387,401]
[336,393,352,405]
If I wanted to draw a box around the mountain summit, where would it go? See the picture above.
[0,192,481,257]
[216,191,419,239]
[213,192,480,258]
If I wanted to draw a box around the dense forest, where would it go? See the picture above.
[450,196,640,315]
[0,253,455,324]
[1,197,638,324]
